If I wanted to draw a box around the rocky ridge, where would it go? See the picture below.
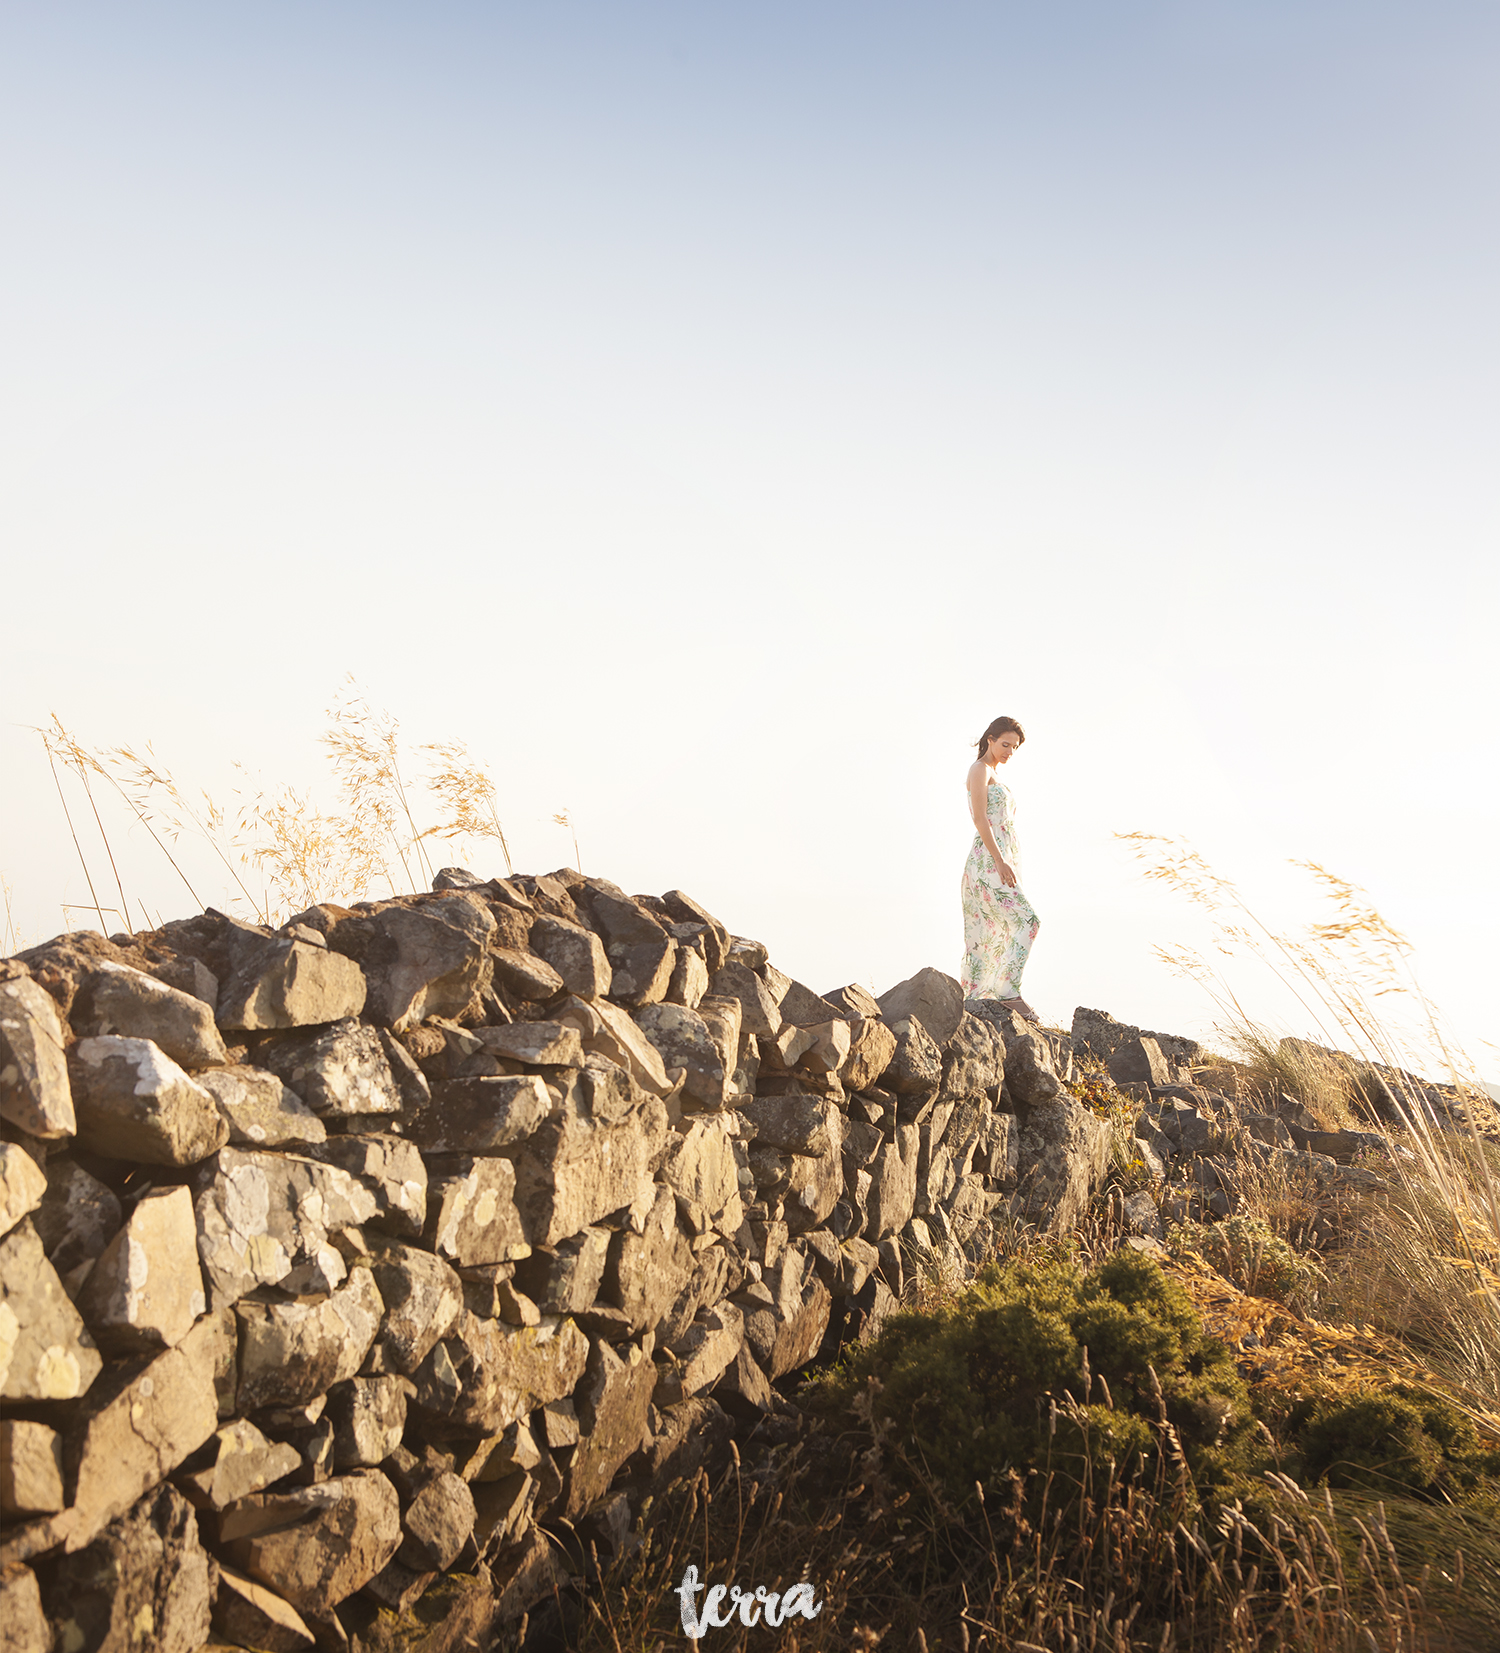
[0,868,1477,1652]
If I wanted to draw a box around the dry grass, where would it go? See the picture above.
[24,685,529,932]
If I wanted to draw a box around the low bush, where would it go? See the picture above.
[1292,1383,1500,1500]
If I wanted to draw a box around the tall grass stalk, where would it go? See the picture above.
[1120,833,1500,1410]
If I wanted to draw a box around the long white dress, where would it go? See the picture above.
[959,777,1040,999]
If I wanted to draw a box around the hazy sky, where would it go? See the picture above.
[3,2,1496,1076]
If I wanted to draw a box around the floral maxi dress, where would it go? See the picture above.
[960,778,1040,1000]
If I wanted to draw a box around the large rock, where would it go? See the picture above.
[0,1565,50,1653]
[660,890,730,971]
[739,1092,834,1155]
[705,963,782,1038]
[407,1074,551,1153]
[783,1118,845,1233]
[412,1312,588,1435]
[78,1184,206,1353]
[69,1036,228,1165]
[196,1065,327,1147]
[566,1338,657,1515]
[507,1090,667,1248]
[0,1421,65,1518]
[528,917,612,1001]
[364,1240,464,1375]
[30,1159,121,1279]
[398,1467,476,1572]
[218,938,367,1032]
[878,1018,942,1094]
[0,1142,46,1239]
[220,1469,403,1612]
[939,1012,1006,1099]
[43,1483,211,1653]
[864,1128,919,1241]
[178,1418,302,1509]
[776,979,846,1027]
[1005,1028,1063,1106]
[841,1017,898,1092]
[72,961,228,1070]
[607,938,678,1008]
[300,1133,427,1238]
[574,880,667,948]
[511,1226,611,1316]
[664,1301,744,1400]
[235,1266,384,1411]
[603,1186,695,1333]
[67,1313,222,1549]
[553,997,673,1098]
[0,975,75,1139]
[1071,1007,1202,1071]
[1107,1036,1172,1088]
[489,945,564,1002]
[878,967,964,1048]
[193,1146,379,1305]
[325,895,494,1030]
[211,1566,316,1653]
[329,1375,409,1469]
[632,1004,727,1109]
[742,1260,832,1380]
[259,1019,403,1119]
[0,1220,103,1401]
[477,1020,584,1067]
[424,1156,529,1266]
[659,1118,743,1233]
[1014,1098,1111,1233]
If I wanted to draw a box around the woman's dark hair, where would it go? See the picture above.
[976,716,1026,758]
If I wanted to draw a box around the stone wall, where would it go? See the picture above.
[0,868,1108,1653]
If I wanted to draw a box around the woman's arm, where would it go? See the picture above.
[967,762,1016,887]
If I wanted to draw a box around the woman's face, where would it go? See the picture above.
[988,731,1020,764]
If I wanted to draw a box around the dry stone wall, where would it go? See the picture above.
[0,868,1107,1653]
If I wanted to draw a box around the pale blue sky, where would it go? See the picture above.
[3,2,1496,1073]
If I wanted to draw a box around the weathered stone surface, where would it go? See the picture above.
[666,945,710,1010]
[1108,1036,1172,1088]
[328,1375,408,1469]
[797,1019,852,1076]
[940,1012,1006,1099]
[194,1146,379,1305]
[666,1300,744,1398]
[881,1018,942,1094]
[1014,1098,1111,1233]
[714,1339,775,1416]
[0,1142,46,1239]
[222,1469,402,1612]
[68,1313,222,1548]
[1005,1029,1063,1107]
[660,1118,743,1232]
[235,1266,384,1412]
[553,997,673,1098]
[30,1158,121,1279]
[69,1037,228,1165]
[575,881,667,948]
[783,1116,845,1233]
[197,1065,327,1147]
[740,1092,833,1155]
[660,891,730,971]
[566,1338,657,1515]
[408,1074,550,1154]
[489,946,563,1002]
[0,1421,64,1518]
[632,1004,726,1108]
[74,961,229,1071]
[178,1418,302,1509]
[743,1263,832,1380]
[776,979,845,1028]
[841,1017,898,1092]
[364,1239,463,1376]
[825,982,881,1020]
[412,1313,588,1436]
[511,1226,610,1316]
[878,967,964,1048]
[0,1564,50,1653]
[399,1469,476,1571]
[529,917,612,1000]
[326,896,494,1031]
[218,939,367,1032]
[476,1020,584,1067]
[508,1090,667,1248]
[604,1186,695,1333]
[425,1156,528,1265]
[608,938,677,1008]
[300,1133,426,1238]
[259,1019,403,1119]
[0,1220,102,1401]
[0,976,75,1139]
[864,1129,919,1241]
[78,1184,206,1353]
[695,995,742,1083]
[1071,1006,1201,1071]
[212,1566,316,1653]
[705,962,782,1038]
[44,1483,211,1653]
[637,1395,734,1487]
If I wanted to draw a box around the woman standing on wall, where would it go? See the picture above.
[960,715,1041,1022]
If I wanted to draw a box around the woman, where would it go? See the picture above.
[960,715,1041,1022]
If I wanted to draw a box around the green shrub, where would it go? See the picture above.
[807,1248,1258,1516]
[1294,1384,1500,1500]
[1185,1213,1323,1304]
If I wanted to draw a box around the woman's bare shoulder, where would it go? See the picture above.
[965,758,989,785]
